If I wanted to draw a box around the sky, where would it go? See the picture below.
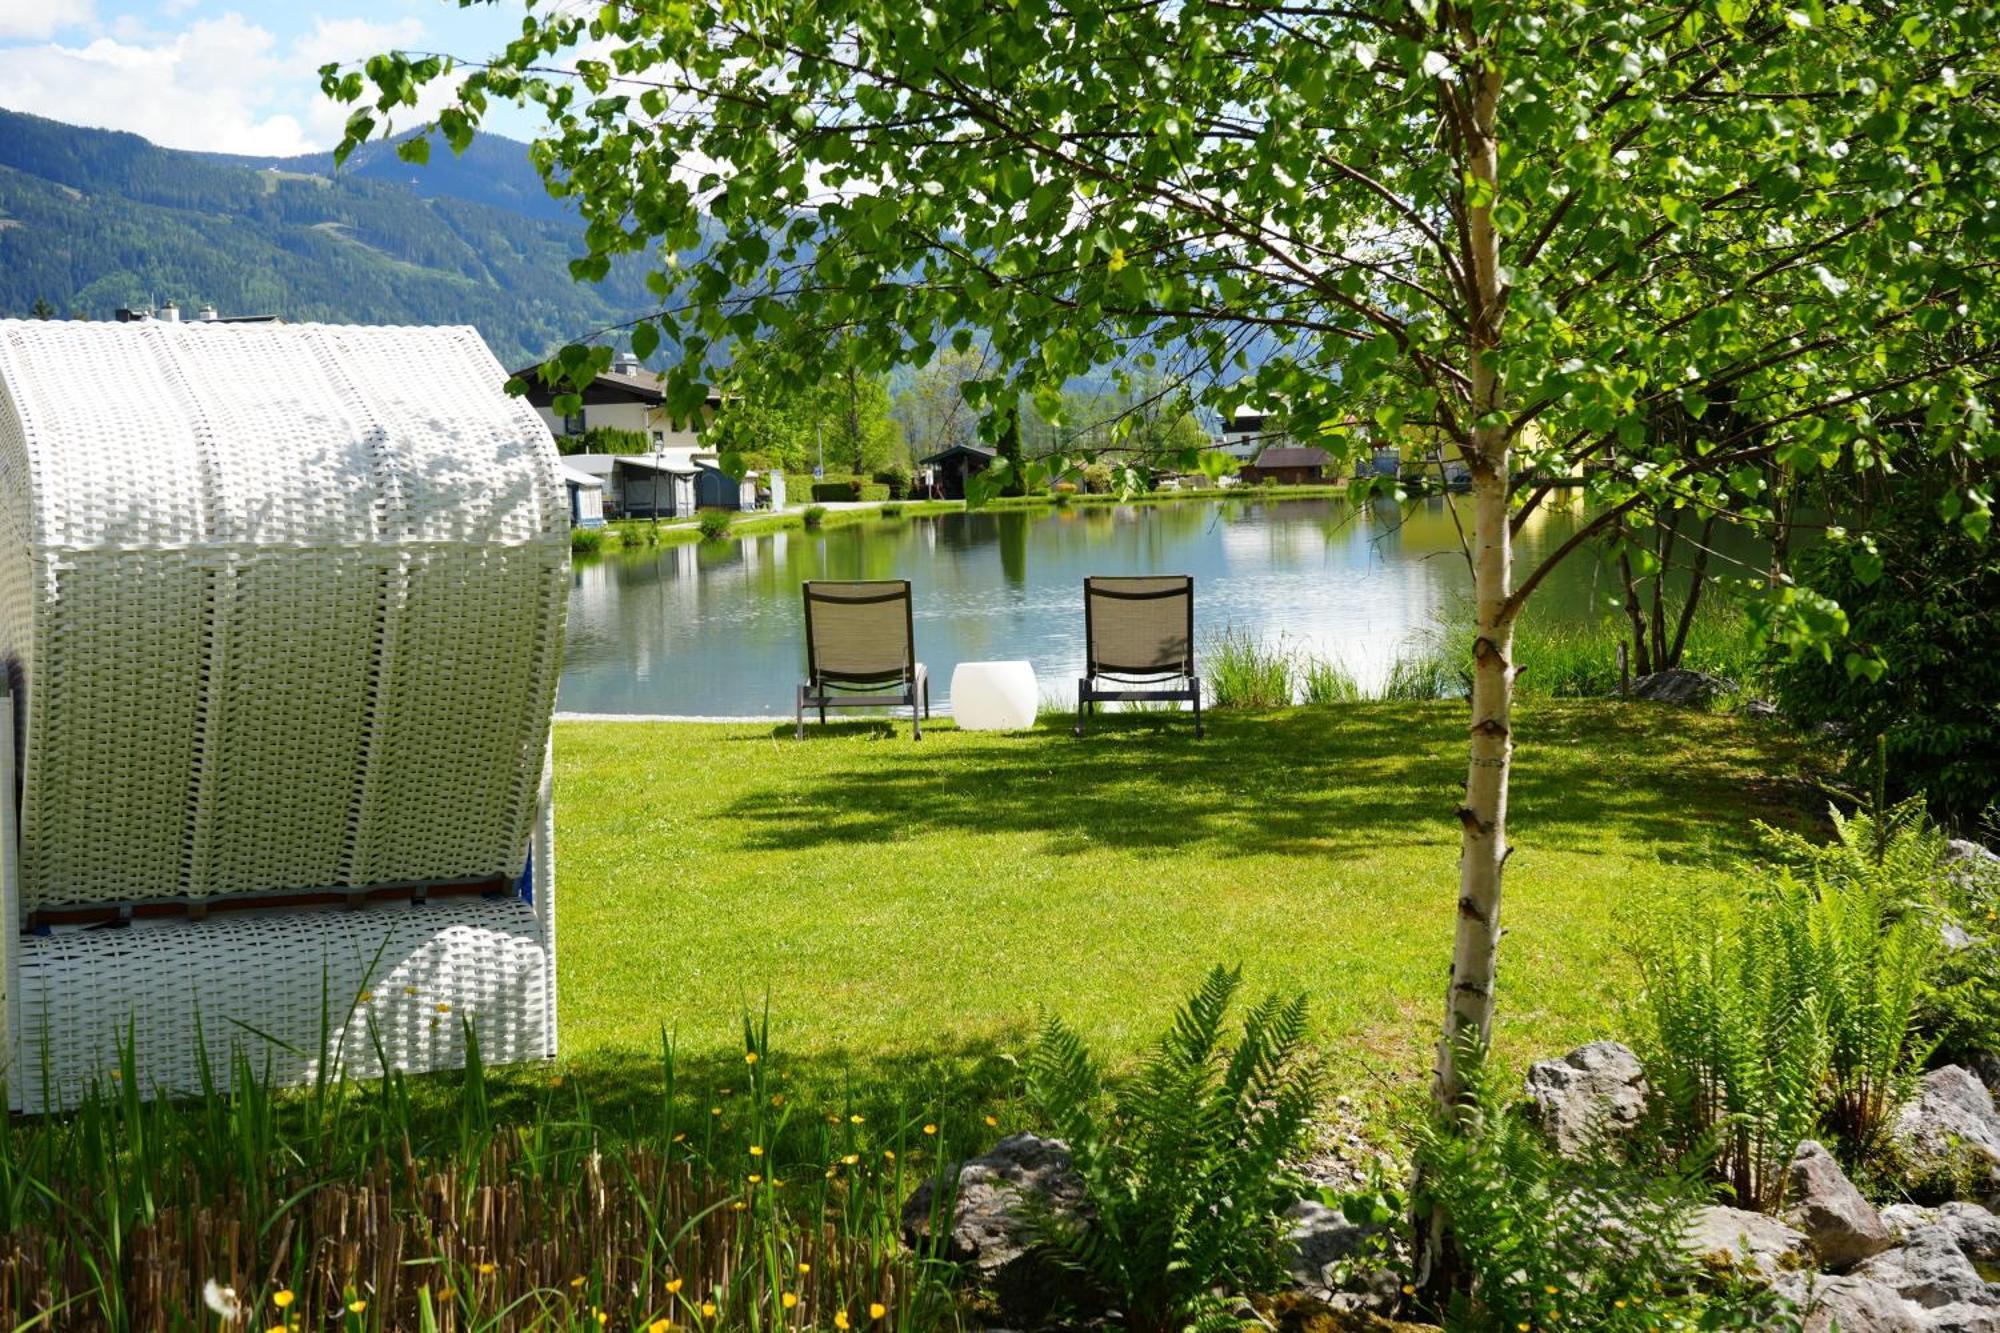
[0,0,544,156]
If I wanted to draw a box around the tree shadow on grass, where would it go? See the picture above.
[719,703,1819,866]
[418,1026,1036,1168]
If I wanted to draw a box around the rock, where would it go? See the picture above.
[901,1134,1089,1316]
[1747,698,1782,719]
[1885,1203,1943,1238]
[1943,921,1979,953]
[1773,1271,1929,1332]
[1282,1199,1402,1314]
[1627,668,1738,706]
[1927,1304,2000,1333]
[1946,839,2000,879]
[1892,1067,2000,1197]
[1683,1204,1812,1280]
[1524,1041,1649,1157]
[1975,1054,2000,1097]
[1936,1202,2000,1262]
[1786,1140,1896,1269]
[1853,1225,1997,1309]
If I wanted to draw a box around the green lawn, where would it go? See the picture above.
[550,702,1818,1125]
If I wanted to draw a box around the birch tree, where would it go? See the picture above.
[331,0,1998,1131]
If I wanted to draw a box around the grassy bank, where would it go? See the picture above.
[570,484,1358,556]
[551,702,1819,1113]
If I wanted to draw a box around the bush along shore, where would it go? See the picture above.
[5,800,1997,1330]
[568,485,1358,556]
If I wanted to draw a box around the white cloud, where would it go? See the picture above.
[0,0,94,42]
[0,11,434,156]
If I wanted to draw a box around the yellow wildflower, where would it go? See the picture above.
[348,1300,367,1315]
[701,1301,717,1317]
[570,1276,587,1288]
[272,1291,295,1310]
[749,1173,763,1184]
[650,1322,672,1333]
[796,1262,810,1275]
[477,1262,497,1276]
[749,1145,764,1157]
[744,1050,759,1064]
[781,1292,798,1310]
[666,1278,684,1295]
[835,1314,851,1331]
[984,1115,998,1128]
[850,1113,864,1125]
[869,1303,886,1320]
[922,1124,937,1136]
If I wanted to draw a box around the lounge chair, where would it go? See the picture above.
[1074,575,1203,737]
[797,579,931,739]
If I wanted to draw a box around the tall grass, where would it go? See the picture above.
[0,1014,958,1332]
[1203,628,1294,709]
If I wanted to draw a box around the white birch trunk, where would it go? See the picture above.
[1432,57,1514,1116]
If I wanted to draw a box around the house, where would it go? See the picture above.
[560,463,606,528]
[564,449,779,518]
[918,442,996,499]
[1239,445,1331,485]
[513,351,723,447]
[1216,405,1279,460]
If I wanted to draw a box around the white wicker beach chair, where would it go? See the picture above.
[0,320,568,1109]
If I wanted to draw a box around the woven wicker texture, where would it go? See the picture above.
[0,320,568,912]
[10,896,552,1109]
[1086,576,1193,676]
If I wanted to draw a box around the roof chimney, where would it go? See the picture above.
[611,350,642,376]
[159,301,180,323]
[197,304,219,322]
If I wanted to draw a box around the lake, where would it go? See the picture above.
[557,494,1672,717]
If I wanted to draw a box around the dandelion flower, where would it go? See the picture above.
[650,1322,672,1333]
[883,1149,895,1161]
[984,1115,998,1128]
[749,1173,763,1184]
[202,1280,243,1321]
[869,1303,887,1320]
[781,1292,798,1310]
[749,1145,764,1157]
[477,1262,497,1276]
[272,1290,295,1310]
[436,1002,451,1013]
[922,1124,937,1136]
[1543,1285,1557,1295]
[850,1113,864,1125]
[842,1153,859,1165]
[731,1200,746,1211]
[1401,1285,1415,1296]
[595,1312,608,1326]
[710,1107,722,1116]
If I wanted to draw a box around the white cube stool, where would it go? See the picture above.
[951,660,1039,731]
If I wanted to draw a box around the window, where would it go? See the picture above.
[563,411,585,436]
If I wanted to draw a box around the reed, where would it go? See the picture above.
[0,1012,958,1333]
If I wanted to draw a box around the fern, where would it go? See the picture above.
[1023,965,1323,1333]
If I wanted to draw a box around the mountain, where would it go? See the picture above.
[0,109,651,367]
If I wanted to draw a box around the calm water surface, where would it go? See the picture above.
[557,495,1658,716]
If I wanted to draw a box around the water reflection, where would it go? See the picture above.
[558,494,1639,716]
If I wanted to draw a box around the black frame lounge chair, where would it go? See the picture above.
[1074,575,1203,738]
[797,579,930,739]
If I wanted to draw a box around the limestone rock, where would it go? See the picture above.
[1523,1041,1649,1157]
[1893,1067,2000,1198]
[901,1134,1089,1316]
[1684,1204,1812,1280]
[1627,668,1738,706]
[1773,1271,1929,1333]
[1786,1140,1896,1269]
[1852,1226,1996,1310]
[1282,1199,1402,1315]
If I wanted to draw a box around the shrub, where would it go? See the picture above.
[801,504,827,530]
[811,476,893,502]
[1205,628,1293,708]
[1768,477,2000,828]
[1414,1054,1790,1332]
[879,503,904,518]
[570,525,606,555]
[1024,965,1322,1333]
[560,425,650,455]
[1082,461,1115,494]
[608,518,660,548]
[697,509,733,541]
[873,465,912,499]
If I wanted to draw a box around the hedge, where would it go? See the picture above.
[810,479,890,502]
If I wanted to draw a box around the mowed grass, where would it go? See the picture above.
[549,702,1820,1123]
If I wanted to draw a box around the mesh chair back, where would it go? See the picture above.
[804,580,915,686]
[1084,576,1194,678]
